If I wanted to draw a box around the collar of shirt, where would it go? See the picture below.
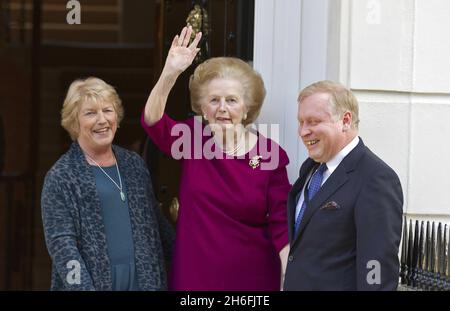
[322,135,360,183]
[295,136,360,220]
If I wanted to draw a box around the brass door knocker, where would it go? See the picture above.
[186,4,210,62]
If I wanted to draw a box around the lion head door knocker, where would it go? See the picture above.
[186,3,210,63]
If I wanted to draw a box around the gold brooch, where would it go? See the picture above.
[249,155,262,169]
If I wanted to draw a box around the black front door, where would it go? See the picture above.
[144,0,255,222]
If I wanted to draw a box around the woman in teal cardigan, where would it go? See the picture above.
[41,77,173,290]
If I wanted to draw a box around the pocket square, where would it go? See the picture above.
[320,201,340,210]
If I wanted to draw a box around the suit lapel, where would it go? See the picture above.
[291,138,367,247]
[293,166,348,243]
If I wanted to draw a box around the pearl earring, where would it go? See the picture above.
[243,113,247,120]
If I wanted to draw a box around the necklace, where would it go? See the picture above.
[85,153,126,202]
[219,131,246,156]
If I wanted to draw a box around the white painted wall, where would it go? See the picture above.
[346,0,450,223]
[254,0,303,182]
[254,0,331,182]
[254,0,450,223]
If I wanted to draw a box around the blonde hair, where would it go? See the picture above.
[189,57,266,126]
[61,77,124,140]
[298,80,360,129]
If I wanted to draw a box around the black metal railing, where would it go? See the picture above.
[399,217,449,291]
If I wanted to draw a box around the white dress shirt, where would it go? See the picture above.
[294,136,360,221]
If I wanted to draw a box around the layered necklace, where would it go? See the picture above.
[217,130,246,156]
[85,153,126,202]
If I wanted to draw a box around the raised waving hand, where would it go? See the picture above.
[164,25,202,75]
[144,26,202,126]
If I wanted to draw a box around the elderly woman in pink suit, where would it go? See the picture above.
[141,26,290,290]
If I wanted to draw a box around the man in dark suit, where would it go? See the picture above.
[283,81,403,290]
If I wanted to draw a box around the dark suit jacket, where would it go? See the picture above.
[284,138,403,290]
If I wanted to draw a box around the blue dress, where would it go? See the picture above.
[91,165,140,291]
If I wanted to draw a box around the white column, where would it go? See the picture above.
[254,0,333,182]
